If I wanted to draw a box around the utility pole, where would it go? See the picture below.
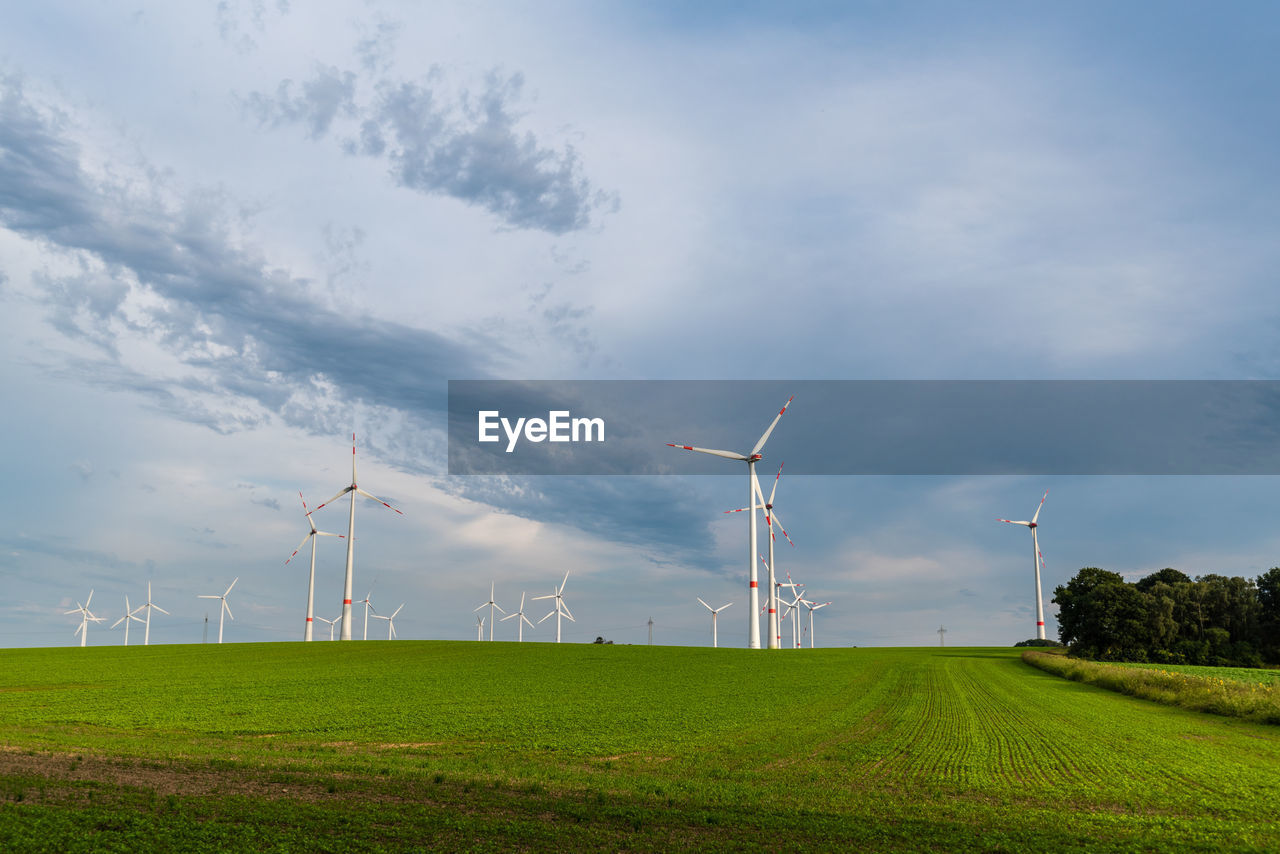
[203,613,209,644]
[937,625,947,647]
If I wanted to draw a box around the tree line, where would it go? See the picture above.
[1052,567,1280,666]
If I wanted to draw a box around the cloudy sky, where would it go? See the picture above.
[3,1,1279,649]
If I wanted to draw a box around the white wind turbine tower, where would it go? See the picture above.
[314,434,404,641]
[500,592,535,642]
[136,582,169,646]
[696,598,733,648]
[355,587,377,640]
[474,582,506,641]
[65,589,103,647]
[111,595,144,646]
[286,492,344,642]
[998,489,1049,640]
[476,614,485,641]
[197,577,238,644]
[667,395,794,649]
[372,603,403,640]
[727,463,795,650]
[778,573,805,649]
[802,598,831,648]
[314,615,338,641]
[534,571,574,643]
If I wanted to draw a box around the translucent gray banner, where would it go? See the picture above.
[447,380,1280,475]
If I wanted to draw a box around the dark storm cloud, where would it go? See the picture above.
[0,75,495,426]
[247,65,617,234]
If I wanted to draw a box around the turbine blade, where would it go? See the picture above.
[997,519,1031,526]
[223,600,234,621]
[85,589,94,609]
[719,602,733,611]
[560,570,570,593]
[537,611,555,624]
[750,395,794,457]
[531,593,554,601]
[286,531,313,564]
[315,486,354,511]
[768,462,784,505]
[153,605,170,615]
[665,444,749,461]
[769,508,794,546]
[392,604,404,618]
[561,609,576,623]
[225,577,239,597]
[500,611,518,621]
[521,614,534,628]
[697,597,713,611]
[1031,489,1049,524]
[559,601,575,621]
[356,487,404,515]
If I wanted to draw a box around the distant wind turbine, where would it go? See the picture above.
[137,581,169,646]
[802,598,831,648]
[499,592,535,642]
[938,625,947,647]
[355,586,377,640]
[667,395,793,649]
[111,595,144,646]
[998,489,1049,640]
[371,603,403,640]
[286,492,344,642]
[534,572,574,643]
[65,589,103,647]
[476,614,485,641]
[474,582,506,641]
[697,598,733,648]
[197,577,238,644]
[314,614,338,641]
[314,434,403,641]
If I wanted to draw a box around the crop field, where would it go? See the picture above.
[2,644,1279,852]
[1114,662,1280,686]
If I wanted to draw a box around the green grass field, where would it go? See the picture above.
[2,643,1278,852]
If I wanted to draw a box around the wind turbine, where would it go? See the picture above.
[476,614,485,641]
[371,603,403,640]
[998,489,1049,640]
[111,595,144,646]
[474,582,506,641]
[499,592,535,642]
[533,571,574,643]
[314,434,403,641]
[197,577,237,644]
[667,395,793,649]
[938,625,947,647]
[286,492,344,642]
[314,615,338,641]
[778,573,805,649]
[696,598,733,648]
[136,582,169,646]
[802,598,831,648]
[355,587,377,640]
[727,463,794,650]
[65,589,103,647]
